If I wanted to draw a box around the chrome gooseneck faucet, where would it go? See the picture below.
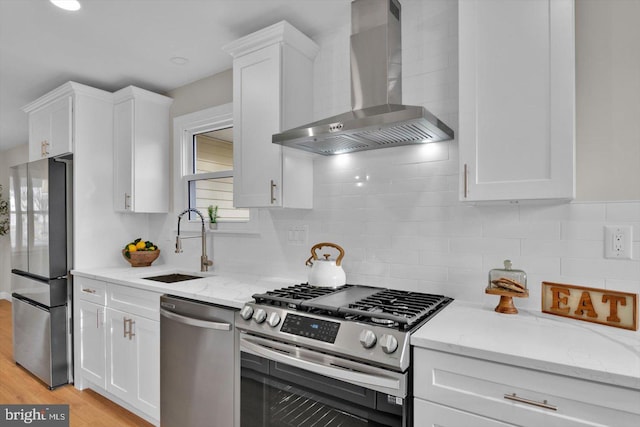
[175,208,213,272]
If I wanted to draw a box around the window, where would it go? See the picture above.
[188,129,249,221]
[176,104,249,224]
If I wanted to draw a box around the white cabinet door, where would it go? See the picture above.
[106,308,137,401]
[76,299,106,388]
[226,21,317,209]
[113,86,172,213]
[459,0,575,201]
[28,95,73,161]
[113,99,134,211]
[133,314,160,418]
[106,307,160,420]
[232,43,283,208]
[28,106,51,161]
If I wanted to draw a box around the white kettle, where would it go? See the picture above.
[305,242,346,288]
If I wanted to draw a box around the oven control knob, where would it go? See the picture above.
[266,312,281,327]
[380,334,398,354]
[359,329,377,349]
[253,308,267,324]
[240,305,254,320]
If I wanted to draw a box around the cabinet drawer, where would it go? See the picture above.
[414,348,640,427]
[414,398,514,427]
[106,284,161,321]
[75,277,106,305]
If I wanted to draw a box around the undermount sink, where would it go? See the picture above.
[143,273,203,283]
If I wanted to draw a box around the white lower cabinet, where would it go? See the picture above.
[413,348,640,427]
[106,307,160,418]
[76,299,106,387]
[74,276,161,425]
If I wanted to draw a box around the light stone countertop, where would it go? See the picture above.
[411,300,640,390]
[71,264,299,309]
[72,266,640,390]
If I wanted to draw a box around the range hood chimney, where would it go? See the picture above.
[272,0,454,155]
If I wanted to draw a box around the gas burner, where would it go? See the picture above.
[251,284,452,332]
[253,283,350,309]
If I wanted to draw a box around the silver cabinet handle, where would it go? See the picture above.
[124,193,131,210]
[160,308,231,331]
[123,317,135,340]
[82,288,96,294]
[127,318,135,340]
[270,180,277,204]
[41,140,49,157]
[503,393,557,411]
[463,163,468,198]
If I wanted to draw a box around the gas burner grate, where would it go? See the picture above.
[253,284,350,309]
[341,289,452,329]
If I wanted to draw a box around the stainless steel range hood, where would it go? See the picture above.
[273,0,454,155]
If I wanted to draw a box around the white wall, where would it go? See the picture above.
[153,1,638,340]
[0,144,28,298]
[576,0,640,200]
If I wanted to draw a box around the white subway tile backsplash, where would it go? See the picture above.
[561,258,640,282]
[390,263,448,282]
[483,221,561,240]
[367,248,420,265]
[605,202,640,222]
[420,252,483,270]
[449,237,520,254]
[520,203,606,222]
[561,221,607,241]
[392,235,449,252]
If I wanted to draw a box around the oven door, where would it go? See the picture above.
[240,334,409,427]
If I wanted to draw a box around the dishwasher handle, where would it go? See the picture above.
[160,308,232,331]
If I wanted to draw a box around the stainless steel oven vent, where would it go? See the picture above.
[272,0,454,155]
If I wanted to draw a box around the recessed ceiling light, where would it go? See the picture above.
[170,56,189,65]
[50,0,81,12]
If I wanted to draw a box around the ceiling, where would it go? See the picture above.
[0,0,350,152]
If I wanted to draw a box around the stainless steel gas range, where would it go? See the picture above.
[236,284,453,427]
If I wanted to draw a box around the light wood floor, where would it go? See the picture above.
[0,299,153,426]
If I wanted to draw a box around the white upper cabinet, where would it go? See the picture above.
[224,21,319,208]
[27,95,72,161]
[113,86,172,213]
[23,82,111,161]
[459,0,575,202]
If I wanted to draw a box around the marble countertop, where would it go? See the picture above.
[412,300,640,390]
[71,265,299,309]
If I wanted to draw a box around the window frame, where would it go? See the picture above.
[173,103,252,230]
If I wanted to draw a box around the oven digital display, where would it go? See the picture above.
[280,314,340,343]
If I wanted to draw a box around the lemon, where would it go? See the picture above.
[127,244,137,252]
[136,241,146,250]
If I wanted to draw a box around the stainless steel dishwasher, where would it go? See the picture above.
[160,295,239,427]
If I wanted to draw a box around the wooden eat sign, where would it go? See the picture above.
[542,282,638,331]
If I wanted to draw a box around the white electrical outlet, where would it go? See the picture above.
[287,225,308,245]
[604,225,633,259]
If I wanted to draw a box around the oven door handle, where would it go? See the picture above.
[240,334,406,397]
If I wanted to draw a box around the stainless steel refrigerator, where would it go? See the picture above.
[9,155,73,389]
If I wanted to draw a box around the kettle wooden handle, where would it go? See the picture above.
[307,242,345,266]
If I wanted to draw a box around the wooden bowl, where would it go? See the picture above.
[122,249,160,267]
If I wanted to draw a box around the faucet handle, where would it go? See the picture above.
[201,256,213,271]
